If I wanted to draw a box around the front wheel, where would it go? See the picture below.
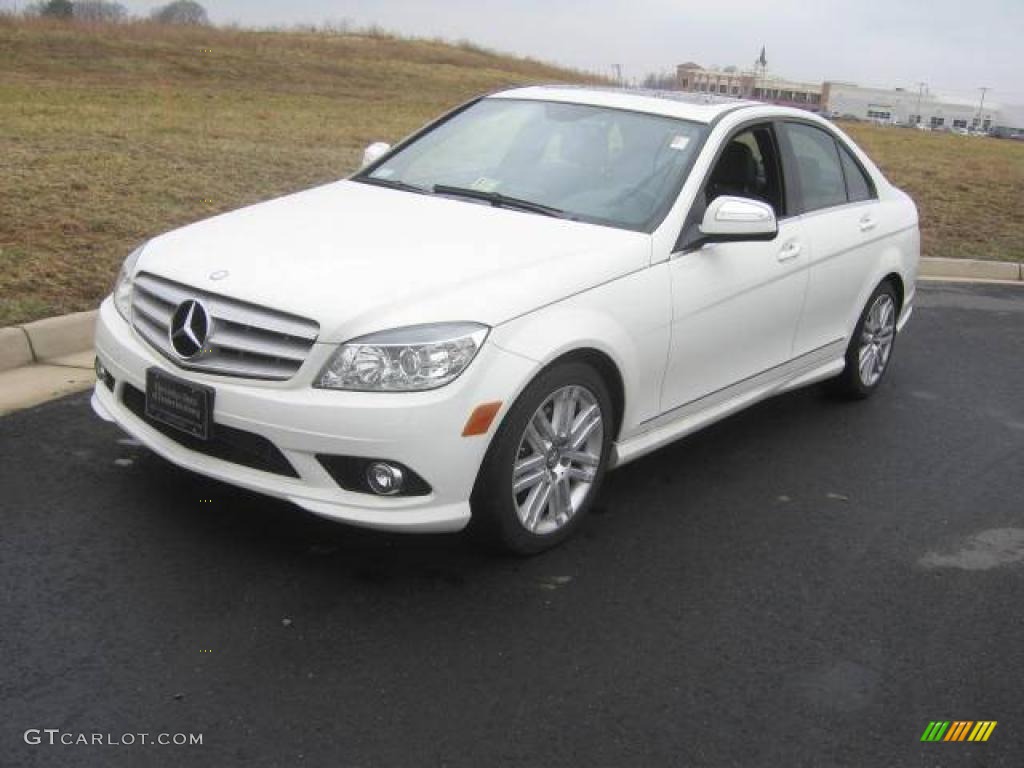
[831,282,899,399]
[470,361,613,554]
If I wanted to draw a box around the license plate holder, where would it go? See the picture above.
[145,368,214,441]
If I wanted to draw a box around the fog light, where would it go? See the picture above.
[366,462,405,496]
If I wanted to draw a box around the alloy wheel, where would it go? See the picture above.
[858,293,896,387]
[511,385,604,535]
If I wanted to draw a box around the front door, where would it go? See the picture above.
[660,123,809,412]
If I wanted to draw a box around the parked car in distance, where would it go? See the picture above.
[991,126,1024,140]
[92,87,920,553]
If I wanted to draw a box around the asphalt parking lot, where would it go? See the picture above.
[2,281,1022,767]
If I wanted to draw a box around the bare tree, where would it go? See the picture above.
[36,0,73,17]
[641,72,678,91]
[74,0,128,22]
[151,0,208,25]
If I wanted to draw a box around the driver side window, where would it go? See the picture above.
[704,124,784,216]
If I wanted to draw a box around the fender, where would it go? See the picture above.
[845,224,919,339]
[488,266,672,438]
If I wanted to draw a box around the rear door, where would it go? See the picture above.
[777,121,884,355]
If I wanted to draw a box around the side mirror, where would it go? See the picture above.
[699,196,778,243]
[361,141,391,169]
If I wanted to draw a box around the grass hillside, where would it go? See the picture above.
[0,18,1021,326]
[0,17,597,325]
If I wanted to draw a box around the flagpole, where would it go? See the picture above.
[755,45,767,101]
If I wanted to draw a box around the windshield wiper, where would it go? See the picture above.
[356,176,430,195]
[432,185,568,218]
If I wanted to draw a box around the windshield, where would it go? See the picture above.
[357,98,707,231]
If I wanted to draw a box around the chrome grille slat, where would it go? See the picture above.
[133,312,167,349]
[134,274,194,306]
[133,280,176,307]
[176,354,298,380]
[214,315,315,347]
[132,292,173,327]
[130,272,319,381]
[208,326,308,363]
[202,300,319,340]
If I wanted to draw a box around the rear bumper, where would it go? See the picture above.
[92,298,535,532]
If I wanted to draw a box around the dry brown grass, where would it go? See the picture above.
[0,17,597,325]
[839,121,1024,264]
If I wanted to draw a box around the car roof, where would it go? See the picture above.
[489,85,760,124]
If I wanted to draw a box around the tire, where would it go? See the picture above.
[470,360,614,555]
[830,281,899,399]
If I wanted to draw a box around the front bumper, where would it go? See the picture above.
[92,298,536,532]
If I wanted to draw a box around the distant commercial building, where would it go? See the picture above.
[823,82,998,131]
[675,59,1020,132]
[676,62,822,108]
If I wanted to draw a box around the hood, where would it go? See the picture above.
[136,180,650,342]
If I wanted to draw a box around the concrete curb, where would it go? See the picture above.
[919,257,1022,282]
[0,327,34,372]
[21,309,99,362]
[0,310,97,416]
[0,309,97,373]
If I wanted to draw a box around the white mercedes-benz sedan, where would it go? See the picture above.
[92,86,919,553]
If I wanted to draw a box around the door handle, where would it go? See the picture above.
[859,215,877,232]
[777,241,802,262]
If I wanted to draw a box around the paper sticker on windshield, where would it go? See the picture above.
[670,135,692,151]
[471,176,500,192]
[375,167,396,178]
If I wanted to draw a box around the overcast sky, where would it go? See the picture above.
[10,0,1021,103]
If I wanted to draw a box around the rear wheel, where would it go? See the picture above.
[470,361,613,554]
[831,282,899,399]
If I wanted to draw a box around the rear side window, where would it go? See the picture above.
[783,122,847,212]
[838,143,875,202]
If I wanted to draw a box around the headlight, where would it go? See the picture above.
[113,244,145,321]
[316,322,489,392]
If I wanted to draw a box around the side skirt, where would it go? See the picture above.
[609,340,845,469]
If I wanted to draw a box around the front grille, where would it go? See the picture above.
[122,383,298,478]
[131,272,319,381]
